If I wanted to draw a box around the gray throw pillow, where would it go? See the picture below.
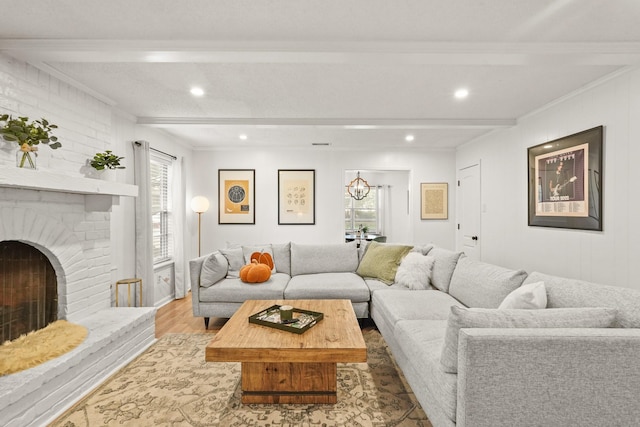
[428,247,463,293]
[200,252,228,287]
[440,306,618,373]
[448,256,528,308]
[219,247,245,278]
[272,242,291,275]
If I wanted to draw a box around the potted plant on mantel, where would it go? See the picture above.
[0,114,62,169]
[90,150,125,180]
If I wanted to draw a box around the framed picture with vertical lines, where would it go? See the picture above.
[420,182,448,220]
[218,169,255,224]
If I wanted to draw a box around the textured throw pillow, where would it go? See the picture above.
[394,253,435,290]
[356,241,413,284]
[498,281,547,309]
[440,306,618,373]
[242,244,276,273]
[219,247,245,278]
[200,252,228,287]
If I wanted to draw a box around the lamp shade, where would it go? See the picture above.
[190,196,210,213]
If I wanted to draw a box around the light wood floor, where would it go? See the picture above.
[155,292,227,338]
[154,293,375,338]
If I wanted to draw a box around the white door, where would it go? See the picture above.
[457,163,481,260]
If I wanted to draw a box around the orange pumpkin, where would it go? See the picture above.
[239,260,272,283]
[250,251,274,271]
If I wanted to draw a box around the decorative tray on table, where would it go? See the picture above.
[248,304,324,334]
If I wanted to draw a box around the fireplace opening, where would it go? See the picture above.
[1,240,58,342]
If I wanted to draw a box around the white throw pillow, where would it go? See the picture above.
[498,281,547,309]
[394,253,435,290]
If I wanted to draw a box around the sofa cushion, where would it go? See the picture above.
[428,247,463,293]
[200,252,228,287]
[291,242,359,276]
[371,289,464,329]
[365,279,408,293]
[524,272,640,328]
[219,247,245,278]
[448,257,528,308]
[395,320,457,422]
[356,241,413,284]
[498,281,547,309]
[440,306,618,373]
[284,272,370,302]
[198,273,289,302]
[272,242,291,275]
[395,253,435,290]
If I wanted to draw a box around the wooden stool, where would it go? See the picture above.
[115,278,142,307]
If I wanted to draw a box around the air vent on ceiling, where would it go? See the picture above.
[312,142,331,146]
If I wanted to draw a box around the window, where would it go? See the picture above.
[150,153,173,264]
[344,187,380,233]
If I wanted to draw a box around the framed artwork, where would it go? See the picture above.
[218,169,255,224]
[278,169,315,225]
[420,182,448,220]
[527,125,603,231]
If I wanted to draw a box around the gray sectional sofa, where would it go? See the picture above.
[190,241,640,427]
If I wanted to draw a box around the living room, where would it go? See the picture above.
[2,1,640,426]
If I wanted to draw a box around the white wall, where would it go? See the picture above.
[191,148,456,255]
[456,67,640,290]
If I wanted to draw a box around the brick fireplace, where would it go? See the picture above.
[0,169,156,427]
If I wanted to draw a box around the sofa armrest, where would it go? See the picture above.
[457,328,640,427]
[189,254,208,316]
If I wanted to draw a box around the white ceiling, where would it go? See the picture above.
[2,0,640,150]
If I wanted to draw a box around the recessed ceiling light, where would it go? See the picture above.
[454,88,469,99]
[405,134,415,142]
[239,134,248,140]
[543,144,553,149]
[190,87,205,97]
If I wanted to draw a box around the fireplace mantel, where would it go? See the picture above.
[0,167,138,197]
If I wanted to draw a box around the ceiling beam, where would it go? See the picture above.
[2,40,640,66]
[137,117,516,129]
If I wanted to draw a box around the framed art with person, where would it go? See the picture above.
[527,126,603,231]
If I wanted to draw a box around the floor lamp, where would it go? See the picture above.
[190,196,210,257]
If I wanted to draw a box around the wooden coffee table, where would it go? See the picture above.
[205,299,367,404]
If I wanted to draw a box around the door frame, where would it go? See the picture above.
[456,160,482,259]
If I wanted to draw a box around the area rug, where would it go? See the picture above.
[0,320,88,376]
[51,330,431,427]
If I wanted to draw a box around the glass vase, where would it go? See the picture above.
[16,149,37,169]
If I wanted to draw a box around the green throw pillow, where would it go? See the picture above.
[356,241,413,284]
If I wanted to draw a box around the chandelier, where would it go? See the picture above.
[347,171,371,200]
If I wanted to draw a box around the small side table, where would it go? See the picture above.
[115,278,143,307]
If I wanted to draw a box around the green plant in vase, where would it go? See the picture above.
[0,114,62,169]
[90,150,125,170]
